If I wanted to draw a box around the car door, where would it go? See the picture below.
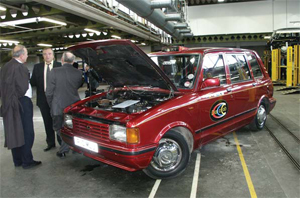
[196,53,235,144]
[224,53,257,126]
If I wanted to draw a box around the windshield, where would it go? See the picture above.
[151,55,200,89]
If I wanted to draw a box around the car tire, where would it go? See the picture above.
[143,131,191,179]
[250,103,267,131]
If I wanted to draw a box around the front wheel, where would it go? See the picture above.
[143,131,191,179]
[250,104,267,131]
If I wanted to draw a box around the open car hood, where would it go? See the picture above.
[68,40,177,91]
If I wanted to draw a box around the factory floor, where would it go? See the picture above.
[0,87,299,198]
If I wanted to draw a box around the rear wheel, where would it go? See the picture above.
[250,104,267,131]
[143,131,190,179]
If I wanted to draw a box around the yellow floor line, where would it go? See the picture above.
[233,132,257,198]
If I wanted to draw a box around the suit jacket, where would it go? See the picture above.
[0,59,29,149]
[46,63,83,116]
[30,61,61,107]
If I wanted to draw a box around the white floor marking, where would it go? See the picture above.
[148,179,161,198]
[190,153,201,198]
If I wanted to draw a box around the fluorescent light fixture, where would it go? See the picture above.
[0,5,6,11]
[37,43,52,47]
[0,39,19,44]
[263,36,271,39]
[276,29,300,34]
[0,17,66,26]
[111,35,121,39]
[84,28,100,34]
[42,17,66,26]
[218,0,225,2]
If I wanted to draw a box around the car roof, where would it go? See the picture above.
[149,47,254,56]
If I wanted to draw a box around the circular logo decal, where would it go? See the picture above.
[210,100,228,121]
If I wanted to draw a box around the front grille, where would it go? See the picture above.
[73,118,110,142]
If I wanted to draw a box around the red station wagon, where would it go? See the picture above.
[62,40,276,179]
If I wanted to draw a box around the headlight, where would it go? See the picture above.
[109,125,126,142]
[109,125,140,144]
[64,114,73,128]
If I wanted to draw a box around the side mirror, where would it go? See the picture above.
[201,78,220,88]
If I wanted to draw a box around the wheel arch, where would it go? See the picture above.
[258,95,270,113]
[156,123,194,154]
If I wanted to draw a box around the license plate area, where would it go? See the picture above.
[74,136,99,153]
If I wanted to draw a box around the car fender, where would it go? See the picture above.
[155,122,194,153]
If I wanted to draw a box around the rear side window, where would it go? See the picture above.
[247,54,263,78]
[226,54,252,83]
[202,54,226,84]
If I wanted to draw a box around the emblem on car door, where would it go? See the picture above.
[210,100,228,121]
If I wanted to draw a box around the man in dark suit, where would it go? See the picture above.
[30,48,62,151]
[0,45,41,169]
[46,51,82,158]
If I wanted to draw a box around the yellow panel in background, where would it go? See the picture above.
[286,46,293,87]
[272,49,278,81]
[293,45,298,86]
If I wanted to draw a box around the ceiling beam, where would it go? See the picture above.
[35,0,160,42]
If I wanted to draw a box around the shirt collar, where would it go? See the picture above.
[14,58,23,63]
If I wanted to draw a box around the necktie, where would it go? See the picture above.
[45,63,51,91]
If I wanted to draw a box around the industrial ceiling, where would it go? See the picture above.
[0,0,267,54]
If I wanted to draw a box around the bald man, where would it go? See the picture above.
[46,51,82,158]
[0,45,41,169]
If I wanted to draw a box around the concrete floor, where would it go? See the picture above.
[0,87,299,198]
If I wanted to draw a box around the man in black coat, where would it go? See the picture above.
[46,51,82,158]
[30,48,62,151]
[0,45,41,169]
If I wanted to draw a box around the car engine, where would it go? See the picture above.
[84,89,172,114]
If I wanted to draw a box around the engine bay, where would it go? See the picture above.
[84,89,173,114]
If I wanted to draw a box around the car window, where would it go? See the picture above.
[151,55,200,89]
[247,54,263,78]
[202,54,226,85]
[226,54,252,83]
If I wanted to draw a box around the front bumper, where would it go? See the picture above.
[61,128,156,171]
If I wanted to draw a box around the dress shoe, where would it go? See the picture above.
[22,160,42,169]
[56,151,66,158]
[44,145,56,152]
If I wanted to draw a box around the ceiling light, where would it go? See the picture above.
[0,39,19,44]
[88,33,94,37]
[41,17,66,26]
[131,40,137,43]
[141,43,146,45]
[263,36,271,39]
[102,31,108,36]
[0,6,6,11]
[82,33,87,37]
[75,34,81,38]
[68,35,74,38]
[84,28,101,34]
[218,0,225,2]
[37,43,52,47]
[111,35,121,39]
[0,17,66,27]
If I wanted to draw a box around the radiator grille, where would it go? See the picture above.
[73,118,109,142]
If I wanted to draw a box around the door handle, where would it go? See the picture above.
[227,88,232,92]
[252,83,257,86]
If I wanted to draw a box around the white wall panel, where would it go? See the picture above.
[188,0,300,36]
